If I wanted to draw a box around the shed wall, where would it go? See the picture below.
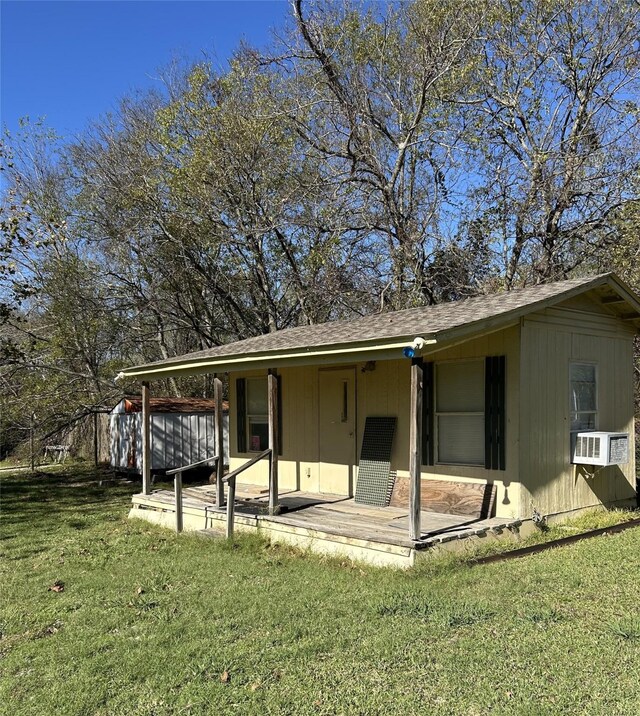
[110,412,229,472]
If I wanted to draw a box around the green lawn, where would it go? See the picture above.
[2,466,640,716]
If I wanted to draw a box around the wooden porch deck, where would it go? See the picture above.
[130,482,521,567]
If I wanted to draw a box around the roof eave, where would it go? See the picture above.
[116,336,438,382]
[603,274,640,329]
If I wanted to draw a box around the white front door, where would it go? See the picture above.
[318,368,356,495]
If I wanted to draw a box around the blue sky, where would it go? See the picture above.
[1,0,290,139]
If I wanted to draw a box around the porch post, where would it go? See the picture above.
[409,358,423,541]
[268,368,279,515]
[174,470,183,533]
[141,381,151,495]
[214,374,225,508]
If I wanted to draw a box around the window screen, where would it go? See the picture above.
[437,415,485,465]
[436,360,484,412]
[570,363,597,431]
[435,360,485,466]
[247,378,268,451]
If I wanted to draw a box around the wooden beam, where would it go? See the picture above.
[268,369,279,515]
[174,470,183,533]
[141,381,151,495]
[214,374,225,508]
[226,476,236,539]
[117,337,437,381]
[409,358,423,541]
[601,295,625,304]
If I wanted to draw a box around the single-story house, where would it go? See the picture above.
[110,396,229,474]
[118,273,639,565]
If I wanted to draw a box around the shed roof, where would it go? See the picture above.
[115,397,229,414]
[117,273,640,380]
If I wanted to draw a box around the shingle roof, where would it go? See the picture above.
[118,272,638,378]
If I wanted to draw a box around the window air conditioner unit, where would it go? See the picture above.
[572,432,629,467]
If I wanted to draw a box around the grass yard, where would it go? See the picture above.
[2,466,640,716]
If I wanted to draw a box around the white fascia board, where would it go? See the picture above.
[116,337,437,382]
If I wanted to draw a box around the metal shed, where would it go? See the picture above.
[110,397,229,473]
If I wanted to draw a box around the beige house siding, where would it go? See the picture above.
[519,304,636,519]
[229,366,316,491]
[356,358,409,476]
[121,274,639,528]
[229,324,521,519]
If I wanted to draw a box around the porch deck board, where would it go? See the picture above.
[264,515,417,549]
[133,482,519,550]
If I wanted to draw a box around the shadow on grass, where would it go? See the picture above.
[1,465,212,539]
[0,465,141,530]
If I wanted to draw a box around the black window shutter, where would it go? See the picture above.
[236,377,246,453]
[277,373,283,456]
[421,361,435,466]
[485,356,506,470]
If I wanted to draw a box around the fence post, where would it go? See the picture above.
[30,412,35,472]
[93,412,99,467]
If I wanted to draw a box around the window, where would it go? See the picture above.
[435,360,485,466]
[570,363,597,431]
[236,375,282,454]
[246,377,268,451]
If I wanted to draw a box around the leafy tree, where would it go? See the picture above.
[1,124,129,454]
[605,182,640,428]
[152,59,372,332]
[2,1,639,458]
[467,0,640,287]
[277,0,490,307]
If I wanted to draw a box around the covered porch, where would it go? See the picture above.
[134,354,447,548]
[117,274,640,565]
[124,324,518,567]
[130,481,521,568]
